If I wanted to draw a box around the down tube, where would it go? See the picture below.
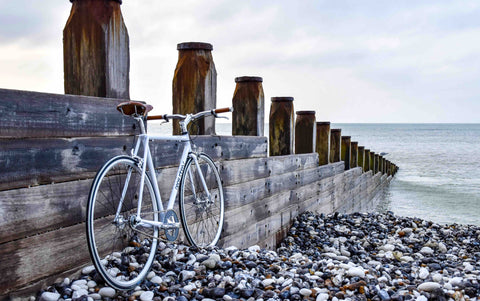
[167,143,191,210]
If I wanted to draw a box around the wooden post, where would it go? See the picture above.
[351,141,358,168]
[364,149,370,172]
[330,129,341,163]
[358,146,365,171]
[316,122,330,166]
[382,157,387,174]
[295,111,316,154]
[379,156,384,174]
[369,151,375,172]
[172,42,217,135]
[63,0,130,99]
[232,76,264,136]
[374,154,379,173]
[341,136,351,170]
[387,160,391,176]
[269,97,294,156]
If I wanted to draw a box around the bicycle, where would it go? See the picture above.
[86,101,231,290]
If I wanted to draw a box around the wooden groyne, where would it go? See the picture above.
[0,2,397,298]
[0,88,397,297]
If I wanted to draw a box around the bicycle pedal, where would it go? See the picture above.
[164,209,179,241]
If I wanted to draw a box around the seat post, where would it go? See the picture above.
[135,117,147,134]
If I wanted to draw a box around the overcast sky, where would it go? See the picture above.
[1,1,480,122]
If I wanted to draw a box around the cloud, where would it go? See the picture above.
[1,0,479,122]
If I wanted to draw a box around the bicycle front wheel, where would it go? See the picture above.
[86,156,158,290]
[179,153,224,248]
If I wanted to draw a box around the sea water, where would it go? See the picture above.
[335,123,480,226]
[149,122,480,226]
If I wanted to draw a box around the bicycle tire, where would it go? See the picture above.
[179,153,224,248]
[86,156,159,290]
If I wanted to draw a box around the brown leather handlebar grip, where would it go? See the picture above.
[147,115,164,120]
[214,107,231,114]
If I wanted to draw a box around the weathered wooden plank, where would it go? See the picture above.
[0,88,137,138]
[0,155,271,244]
[0,222,90,295]
[224,165,324,211]
[0,136,267,191]
[268,153,318,176]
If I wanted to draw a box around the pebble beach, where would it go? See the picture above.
[36,211,480,301]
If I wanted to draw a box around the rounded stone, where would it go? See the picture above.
[98,287,116,298]
[40,292,60,301]
[417,282,441,292]
[139,291,154,301]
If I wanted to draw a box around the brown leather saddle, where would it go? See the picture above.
[116,101,153,117]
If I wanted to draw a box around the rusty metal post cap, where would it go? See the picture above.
[342,136,351,139]
[271,97,294,102]
[351,141,358,145]
[331,129,342,133]
[177,42,213,51]
[296,110,315,115]
[317,121,330,125]
[235,76,263,83]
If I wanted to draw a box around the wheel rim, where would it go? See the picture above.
[180,155,224,247]
[87,158,158,289]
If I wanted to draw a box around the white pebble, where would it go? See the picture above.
[300,288,312,297]
[400,256,414,262]
[82,265,96,275]
[62,278,71,286]
[262,279,276,287]
[180,270,196,281]
[223,295,233,301]
[139,291,154,301]
[98,287,116,298]
[317,293,329,301]
[40,292,60,301]
[347,267,365,278]
[449,277,463,287]
[72,289,89,299]
[416,296,428,301]
[183,284,196,291]
[248,245,261,253]
[150,276,162,284]
[147,271,156,280]
[417,282,441,292]
[72,279,87,286]
[420,246,434,255]
[438,242,447,253]
[432,273,443,282]
[87,281,97,288]
[419,267,429,279]
[88,293,101,300]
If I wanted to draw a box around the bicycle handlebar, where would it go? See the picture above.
[146,107,233,122]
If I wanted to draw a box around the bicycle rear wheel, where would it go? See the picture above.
[86,156,158,290]
[179,153,224,247]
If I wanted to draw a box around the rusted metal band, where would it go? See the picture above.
[177,42,213,51]
[296,110,315,115]
[271,97,294,102]
[235,76,263,83]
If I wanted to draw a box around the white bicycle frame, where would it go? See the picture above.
[114,116,211,231]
